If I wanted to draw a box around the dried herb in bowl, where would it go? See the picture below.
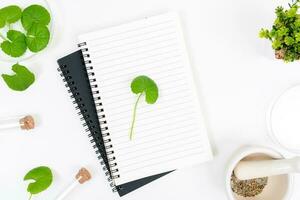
[231,172,268,197]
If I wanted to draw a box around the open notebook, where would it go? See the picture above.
[57,50,172,196]
[78,12,213,186]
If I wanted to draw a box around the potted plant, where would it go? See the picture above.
[259,0,300,62]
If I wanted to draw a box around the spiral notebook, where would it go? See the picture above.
[57,50,171,196]
[78,12,213,186]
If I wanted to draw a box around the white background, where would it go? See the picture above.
[1,0,300,199]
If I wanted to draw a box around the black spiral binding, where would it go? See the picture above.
[77,41,121,189]
[57,52,120,192]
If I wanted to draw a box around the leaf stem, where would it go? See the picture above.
[28,194,32,200]
[129,93,143,140]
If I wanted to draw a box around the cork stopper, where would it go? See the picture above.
[19,115,35,130]
[76,168,91,184]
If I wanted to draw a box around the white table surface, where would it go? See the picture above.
[1,0,300,199]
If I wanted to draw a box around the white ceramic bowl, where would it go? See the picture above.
[225,146,293,200]
[0,0,53,63]
[267,84,300,154]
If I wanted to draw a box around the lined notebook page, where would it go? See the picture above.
[78,12,213,185]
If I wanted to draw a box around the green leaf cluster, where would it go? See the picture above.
[129,75,159,140]
[0,4,51,58]
[24,166,53,199]
[259,0,300,62]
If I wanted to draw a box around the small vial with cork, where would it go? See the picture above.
[55,167,92,200]
[0,115,35,131]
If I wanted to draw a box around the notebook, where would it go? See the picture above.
[78,12,213,186]
[57,50,172,196]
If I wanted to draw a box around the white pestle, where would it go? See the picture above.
[234,157,300,180]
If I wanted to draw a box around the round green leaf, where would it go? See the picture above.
[131,75,159,104]
[26,24,50,53]
[23,166,53,195]
[1,63,35,91]
[1,30,27,57]
[21,4,51,30]
[0,5,22,28]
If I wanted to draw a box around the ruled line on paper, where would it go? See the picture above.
[99,72,188,93]
[88,26,176,49]
[111,116,198,139]
[98,67,185,94]
[93,49,180,69]
[99,70,186,91]
[118,136,203,159]
[92,54,182,75]
[115,133,202,154]
[92,51,180,69]
[102,90,188,114]
[121,150,205,173]
[89,32,177,53]
[92,43,179,65]
[104,98,193,121]
[91,41,178,60]
[86,20,174,43]
[117,140,204,166]
[119,142,204,164]
[89,36,177,54]
[98,59,182,77]
[106,99,194,127]
[101,84,190,106]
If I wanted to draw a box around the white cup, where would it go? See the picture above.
[225,146,294,200]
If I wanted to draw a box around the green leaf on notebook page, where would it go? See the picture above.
[26,24,50,52]
[131,75,159,104]
[2,63,35,91]
[24,166,53,195]
[129,75,159,140]
[1,30,27,57]
[0,5,22,28]
[21,5,51,30]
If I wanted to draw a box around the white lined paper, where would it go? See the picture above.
[79,12,213,185]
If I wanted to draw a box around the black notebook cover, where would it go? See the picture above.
[57,50,171,196]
